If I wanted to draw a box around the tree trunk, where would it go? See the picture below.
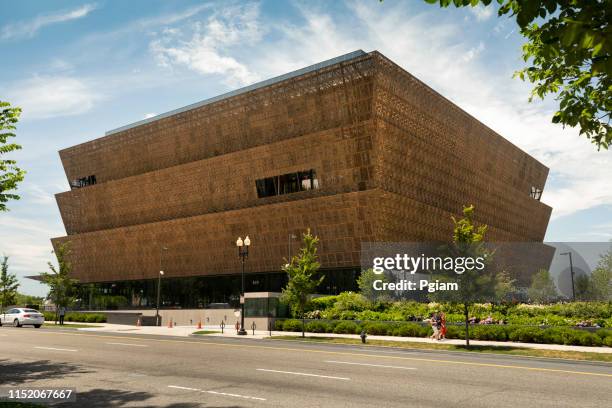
[302,315,305,338]
[464,303,470,349]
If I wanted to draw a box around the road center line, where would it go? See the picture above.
[34,346,77,352]
[106,342,148,347]
[325,360,417,370]
[256,368,350,380]
[168,385,266,401]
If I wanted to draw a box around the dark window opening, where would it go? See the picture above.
[529,186,542,201]
[70,175,97,189]
[256,169,319,198]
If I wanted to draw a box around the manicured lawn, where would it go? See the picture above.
[192,330,220,335]
[270,335,612,363]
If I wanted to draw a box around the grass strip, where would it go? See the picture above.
[270,335,612,363]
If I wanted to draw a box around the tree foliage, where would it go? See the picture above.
[357,268,390,302]
[430,205,512,347]
[575,274,593,300]
[591,245,612,301]
[0,101,25,211]
[281,229,324,337]
[528,268,558,303]
[41,243,79,316]
[0,256,19,310]
[424,0,611,150]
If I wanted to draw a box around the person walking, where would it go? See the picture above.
[440,312,447,340]
[429,312,440,340]
[58,306,66,325]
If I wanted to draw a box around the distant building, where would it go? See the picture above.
[52,50,551,308]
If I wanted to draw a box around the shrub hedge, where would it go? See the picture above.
[274,319,612,347]
[43,312,106,323]
[304,298,612,328]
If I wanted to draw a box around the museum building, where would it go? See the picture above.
[52,50,552,309]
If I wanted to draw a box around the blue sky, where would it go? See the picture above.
[0,0,610,296]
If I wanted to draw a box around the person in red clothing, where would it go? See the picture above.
[439,312,447,340]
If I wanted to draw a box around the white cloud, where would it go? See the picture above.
[470,4,494,21]
[462,42,485,62]
[5,76,102,120]
[1,3,98,40]
[150,4,262,86]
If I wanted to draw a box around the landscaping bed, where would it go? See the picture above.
[42,312,106,323]
[274,319,612,347]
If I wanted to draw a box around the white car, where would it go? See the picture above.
[0,308,45,328]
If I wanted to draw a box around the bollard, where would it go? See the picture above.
[360,330,367,344]
[251,321,256,336]
[220,320,225,334]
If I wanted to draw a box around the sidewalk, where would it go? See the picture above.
[68,323,612,354]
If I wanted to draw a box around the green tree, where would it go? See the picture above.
[528,268,558,303]
[574,274,593,300]
[591,245,612,301]
[357,268,390,302]
[15,292,44,307]
[281,229,324,337]
[423,0,611,150]
[431,205,498,348]
[0,101,25,211]
[0,256,20,311]
[41,243,78,324]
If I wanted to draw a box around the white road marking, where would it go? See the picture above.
[34,346,77,352]
[106,342,148,347]
[206,390,266,401]
[168,385,199,391]
[168,385,266,401]
[325,360,417,370]
[256,368,350,380]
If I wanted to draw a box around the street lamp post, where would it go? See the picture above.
[236,236,250,335]
[155,246,168,326]
[560,251,575,301]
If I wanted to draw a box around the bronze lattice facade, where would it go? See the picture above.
[52,50,551,290]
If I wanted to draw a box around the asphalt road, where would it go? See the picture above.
[0,327,610,408]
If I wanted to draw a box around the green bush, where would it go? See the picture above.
[309,295,339,311]
[508,327,545,343]
[471,325,508,341]
[274,320,285,331]
[333,321,360,334]
[394,323,429,337]
[42,311,106,323]
[362,322,390,335]
[305,321,331,333]
[445,325,465,339]
[282,319,303,332]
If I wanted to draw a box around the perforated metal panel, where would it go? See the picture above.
[53,51,551,284]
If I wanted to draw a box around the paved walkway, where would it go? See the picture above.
[57,322,612,354]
